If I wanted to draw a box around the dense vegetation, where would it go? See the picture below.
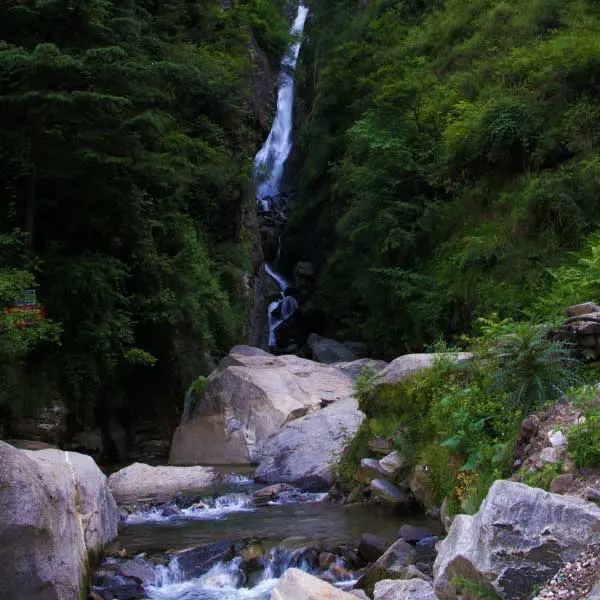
[342,317,585,514]
[0,0,289,431]
[287,0,600,356]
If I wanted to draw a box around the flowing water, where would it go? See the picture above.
[101,476,439,600]
[254,4,308,349]
[93,8,440,599]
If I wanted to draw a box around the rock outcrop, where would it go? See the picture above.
[307,334,359,364]
[255,397,365,490]
[0,441,118,600]
[107,463,221,504]
[169,347,355,465]
[271,568,357,599]
[433,480,600,599]
[375,353,472,389]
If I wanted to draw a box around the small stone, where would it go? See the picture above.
[549,474,576,495]
[370,479,411,506]
[379,451,405,477]
[360,458,386,483]
[319,552,337,570]
[396,524,434,544]
[584,487,600,501]
[548,430,566,448]
[539,447,562,465]
[359,533,388,563]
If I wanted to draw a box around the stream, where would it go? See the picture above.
[95,475,439,600]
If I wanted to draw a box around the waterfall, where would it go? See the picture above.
[254,3,309,349]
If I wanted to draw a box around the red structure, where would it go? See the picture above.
[4,289,45,328]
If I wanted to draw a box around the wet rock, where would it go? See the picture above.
[0,442,118,600]
[253,482,296,505]
[440,498,452,532]
[308,334,359,364]
[255,398,365,491]
[360,458,386,483]
[346,486,365,505]
[117,557,157,587]
[170,349,355,465]
[359,533,389,563]
[172,541,235,579]
[107,463,221,505]
[160,504,181,517]
[374,578,437,600]
[358,540,416,596]
[369,438,394,456]
[375,353,472,389]
[239,542,264,562]
[397,525,435,544]
[93,574,145,600]
[319,552,337,570]
[379,451,405,478]
[370,479,411,506]
[433,480,600,600]
[271,568,357,599]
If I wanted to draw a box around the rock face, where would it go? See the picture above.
[271,568,357,599]
[376,353,472,388]
[433,480,600,600]
[0,441,118,600]
[374,579,438,600]
[334,358,389,382]
[255,397,365,490]
[107,463,221,504]
[169,348,355,465]
[307,333,359,364]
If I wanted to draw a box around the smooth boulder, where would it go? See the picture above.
[370,479,411,506]
[376,353,472,388]
[374,579,438,600]
[0,441,118,600]
[433,480,600,599]
[271,568,357,599]
[358,539,416,595]
[107,463,221,504]
[170,349,355,465]
[307,334,359,364]
[256,397,365,491]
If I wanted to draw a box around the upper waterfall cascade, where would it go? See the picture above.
[253,3,309,349]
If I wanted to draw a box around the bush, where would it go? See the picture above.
[517,463,562,491]
[567,384,600,468]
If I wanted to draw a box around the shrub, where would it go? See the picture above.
[567,384,600,468]
[517,463,562,491]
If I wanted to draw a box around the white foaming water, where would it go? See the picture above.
[125,493,254,525]
[254,3,309,349]
[148,557,278,600]
[222,474,254,486]
[254,4,309,207]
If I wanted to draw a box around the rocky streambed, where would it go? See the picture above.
[92,473,441,600]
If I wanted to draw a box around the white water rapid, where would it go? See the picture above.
[254,3,309,349]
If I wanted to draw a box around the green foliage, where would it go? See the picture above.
[567,384,600,468]
[517,463,562,491]
[0,0,289,424]
[480,318,579,414]
[450,576,502,600]
[287,0,600,354]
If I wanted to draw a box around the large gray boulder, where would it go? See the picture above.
[374,579,438,600]
[107,463,221,504]
[255,398,365,491]
[170,348,355,465]
[271,568,357,599]
[307,334,359,364]
[376,353,472,388]
[0,441,118,600]
[433,480,600,599]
